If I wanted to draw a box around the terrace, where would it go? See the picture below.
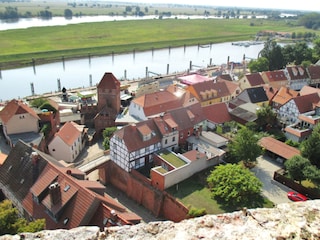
[158,150,187,169]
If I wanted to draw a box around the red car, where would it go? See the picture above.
[287,191,308,202]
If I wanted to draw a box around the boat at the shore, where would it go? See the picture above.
[232,41,264,47]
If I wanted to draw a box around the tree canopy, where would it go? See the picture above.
[256,105,277,131]
[0,199,45,235]
[102,127,117,150]
[227,127,262,166]
[300,123,320,168]
[207,164,262,206]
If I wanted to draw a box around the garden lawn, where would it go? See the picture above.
[167,169,274,214]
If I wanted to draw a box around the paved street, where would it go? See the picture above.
[251,155,292,205]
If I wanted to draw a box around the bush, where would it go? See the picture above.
[188,207,207,218]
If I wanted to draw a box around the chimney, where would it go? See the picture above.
[49,182,61,205]
[31,152,40,183]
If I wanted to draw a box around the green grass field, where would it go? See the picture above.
[166,168,274,214]
[0,17,309,69]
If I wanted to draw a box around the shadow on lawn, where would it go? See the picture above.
[215,194,273,213]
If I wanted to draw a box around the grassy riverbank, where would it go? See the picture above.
[0,18,309,69]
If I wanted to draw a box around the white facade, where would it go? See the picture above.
[161,131,179,151]
[128,102,147,120]
[4,113,39,135]
[278,99,300,125]
[48,130,85,163]
[110,135,161,172]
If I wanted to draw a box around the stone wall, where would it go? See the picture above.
[3,200,320,240]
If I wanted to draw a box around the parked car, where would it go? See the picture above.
[287,191,308,202]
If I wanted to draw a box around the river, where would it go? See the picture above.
[0,15,266,101]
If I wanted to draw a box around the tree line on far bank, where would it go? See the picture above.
[248,38,320,72]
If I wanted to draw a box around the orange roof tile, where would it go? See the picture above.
[272,87,299,106]
[259,137,300,160]
[55,121,84,146]
[0,99,40,124]
[203,102,232,124]
[0,152,7,165]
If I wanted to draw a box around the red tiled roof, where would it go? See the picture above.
[0,99,40,124]
[300,86,320,96]
[293,93,320,113]
[115,119,161,152]
[203,102,232,124]
[24,161,141,230]
[133,90,183,117]
[263,70,287,82]
[245,73,265,86]
[259,137,300,160]
[97,72,120,90]
[307,65,320,80]
[182,150,206,162]
[55,121,84,146]
[286,66,309,80]
[272,87,299,106]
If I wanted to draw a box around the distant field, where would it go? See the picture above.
[0,17,309,69]
[0,1,229,17]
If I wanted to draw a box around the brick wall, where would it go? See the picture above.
[101,161,188,222]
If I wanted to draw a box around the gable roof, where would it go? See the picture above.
[97,72,120,90]
[0,141,63,205]
[203,102,232,124]
[24,160,140,229]
[245,72,265,86]
[114,119,161,152]
[286,66,309,80]
[262,70,287,82]
[272,87,299,106]
[189,80,236,101]
[54,121,85,146]
[307,65,320,80]
[132,90,183,117]
[0,99,40,124]
[259,137,300,160]
[293,93,320,113]
[300,85,320,96]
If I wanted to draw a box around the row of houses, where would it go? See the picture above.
[1,61,320,230]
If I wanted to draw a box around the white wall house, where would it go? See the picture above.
[110,120,162,172]
[48,121,86,163]
[278,93,320,126]
[0,100,40,137]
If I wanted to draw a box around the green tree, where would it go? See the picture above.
[256,105,277,131]
[284,155,310,184]
[0,199,45,235]
[102,127,117,150]
[300,124,320,168]
[227,127,262,166]
[248,57,269,73]
[64,9,73,19]
[260,40,285,70]
[207,164,262,206]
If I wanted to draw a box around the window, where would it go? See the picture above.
[165,139,168,144]
[172,136,175,142]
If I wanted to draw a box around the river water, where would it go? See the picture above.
[0,15,266,101]
[0,42,264,101]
